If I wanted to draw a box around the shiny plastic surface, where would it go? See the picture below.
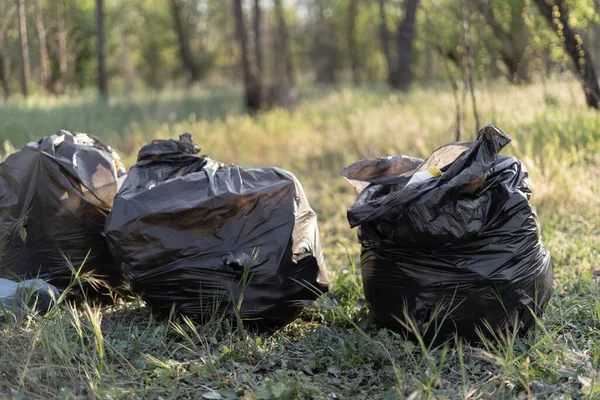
[105,135,329,327]
[343,125,553,340]
[0,278,60,319]
[0,131,126,290]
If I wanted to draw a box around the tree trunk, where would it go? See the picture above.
[475,0,530,83]
[233,0,262,111]
[377,0,395,87]
[56,0,68,91]
[348,0,361,86]
[169,0,198,85]
[0,54,8,99]
[314,2,337,84]
[424,47,434,81]
[17,0,31,97]
[533,0,600,108]
[0,6,16,99]
[141,38,163,90]
[120,26,135,93]
[253,0,263,77]
[273,0,295,85]
[34,0,52,91]
[394,0,420,90]
[68,0,80,86]
[269,0,295,109]
[509,5,529,83]
[462,0,480,131]
[95,0,108,99]
[596,25,600,74]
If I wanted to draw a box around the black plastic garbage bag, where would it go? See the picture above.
[0,131,126,291]
[342,125,552,341]
[0,278,60,321]
[105,135,329,327]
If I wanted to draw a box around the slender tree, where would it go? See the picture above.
[533,0,600,108]
[0,59,7,100]
[273,0,295,85]
[394,0,420,90]
[0,6,16,99]
[120,22,135,93]
[17,0,31,97]
[56,0,68,90]
[378,0,394,87]
[269,0,295,109]
[347,0,361,85]
[34,0,52,91]
[234,0,262,110]
[95,0,108,99]
[475,0,530,83]
[254,0,263,77]
[169,0,198,85]
[462,0,480,131]
[313,1,338,84]
[378,0,420,90]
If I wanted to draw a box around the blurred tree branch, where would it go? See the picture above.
[533,0,600,108]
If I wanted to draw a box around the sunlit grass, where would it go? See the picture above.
[0,80,598,398]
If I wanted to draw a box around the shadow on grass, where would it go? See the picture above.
[0,89,245,149]
[0,84,404,154]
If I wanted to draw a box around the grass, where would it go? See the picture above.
[0,79,599,399]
